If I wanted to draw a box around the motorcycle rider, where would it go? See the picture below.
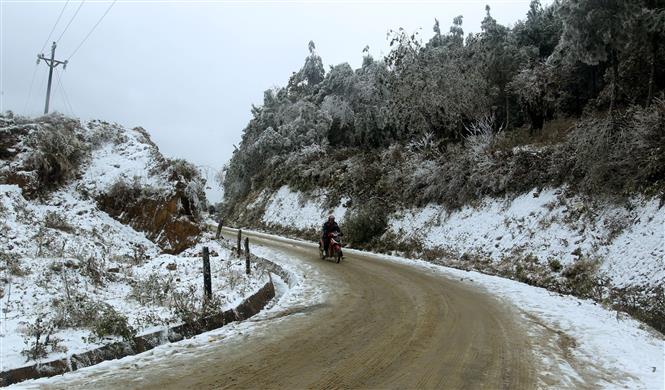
[321,214,341,257]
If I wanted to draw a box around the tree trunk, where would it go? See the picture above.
[647,35,657,107]
[505,93,510,130]
[609,49,620,118]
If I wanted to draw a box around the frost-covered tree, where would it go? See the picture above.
[513,0,562,60]
[559,0,639,113]
[386,20,489,141]
[476,5,525,128]
[222,2,665,216]
[287,41,325,97]
[509,62,556,130]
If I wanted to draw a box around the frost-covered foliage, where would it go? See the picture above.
[229,99,663,215]
[168,158,207,218]
[224,1,665,215]
[0,113,91,194]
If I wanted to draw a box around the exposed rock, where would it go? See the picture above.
[50,262,63,272]
[96,191,201,254]
[64,259,80,269]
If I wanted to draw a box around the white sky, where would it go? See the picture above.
[1,0,548,201]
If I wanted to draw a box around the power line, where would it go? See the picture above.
[55,70,70,115]
[40,0,70,54]
[55,69,75,116]
[56,0,86,44]
[22,64,39,114]
[66,0,117,61]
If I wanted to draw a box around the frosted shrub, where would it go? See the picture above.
[321,95,354,128]
[106,177,143,208]
[406,132,441,159]
[86,120,128,149]
[344,201,388,246]
[561,257,600,298]
[557,99,665,195]
[169,158,207,218]
[129,272,174,306]
[52,293,135,341]
[43,211,74,233]
[90,304,135,341]
[184,181,205,217]
[80,255,107,286]
[464,116,501,155]
[25,117,88,191]
[1,252,29,276]
[20,316,66,362]
[170,285,223,324]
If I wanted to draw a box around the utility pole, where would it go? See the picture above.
[37,42,68,114]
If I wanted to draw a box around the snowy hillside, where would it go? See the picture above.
[388,189,665,290]
[232,185,665,332]
[0,113,271,374]
[0,113,206,253]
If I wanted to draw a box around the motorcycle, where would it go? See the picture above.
[319,232,344,263]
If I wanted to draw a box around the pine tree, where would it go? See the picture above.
[559,0,640,113]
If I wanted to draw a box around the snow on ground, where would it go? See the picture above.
[10,238,327,389]
[242,186,665,387]
[0,231,268,372]
[256,185,664,290]
[0,183,268,373]
[79,123,170,196]
[390,188,665,289]
[0,184,159,261]
[0,117,227,374]
[8,228,662,389]
[261,185,348,230]
[355,249,665,390]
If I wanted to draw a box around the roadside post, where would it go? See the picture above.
[215,218,224,239]
[203,246,212,301]
[237,229,242,256]
[245,237,251,275]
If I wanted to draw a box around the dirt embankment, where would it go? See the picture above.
[96,189,200,254]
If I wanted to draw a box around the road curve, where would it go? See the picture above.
[42,229,537,389]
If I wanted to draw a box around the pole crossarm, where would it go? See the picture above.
[37,42,69,114]
[37,55,67,68]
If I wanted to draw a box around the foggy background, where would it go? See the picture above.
[1,0,548,201]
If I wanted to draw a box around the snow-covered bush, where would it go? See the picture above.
[563,99,665,194]
[105,177,145,209]
[129,272,174,306]
[89,304,136,341]
[406,132,441,160]
[464,116,501,155]
[25,117,89,192]
[561,257,600,299]
[2,251,30,276]
[20,317,66,361]
[344,201,389,246]
[43,211,74,233]
[171,285,223,324]
[168,158,207,218]
[52,293,136,341]
[86,120,128,149]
